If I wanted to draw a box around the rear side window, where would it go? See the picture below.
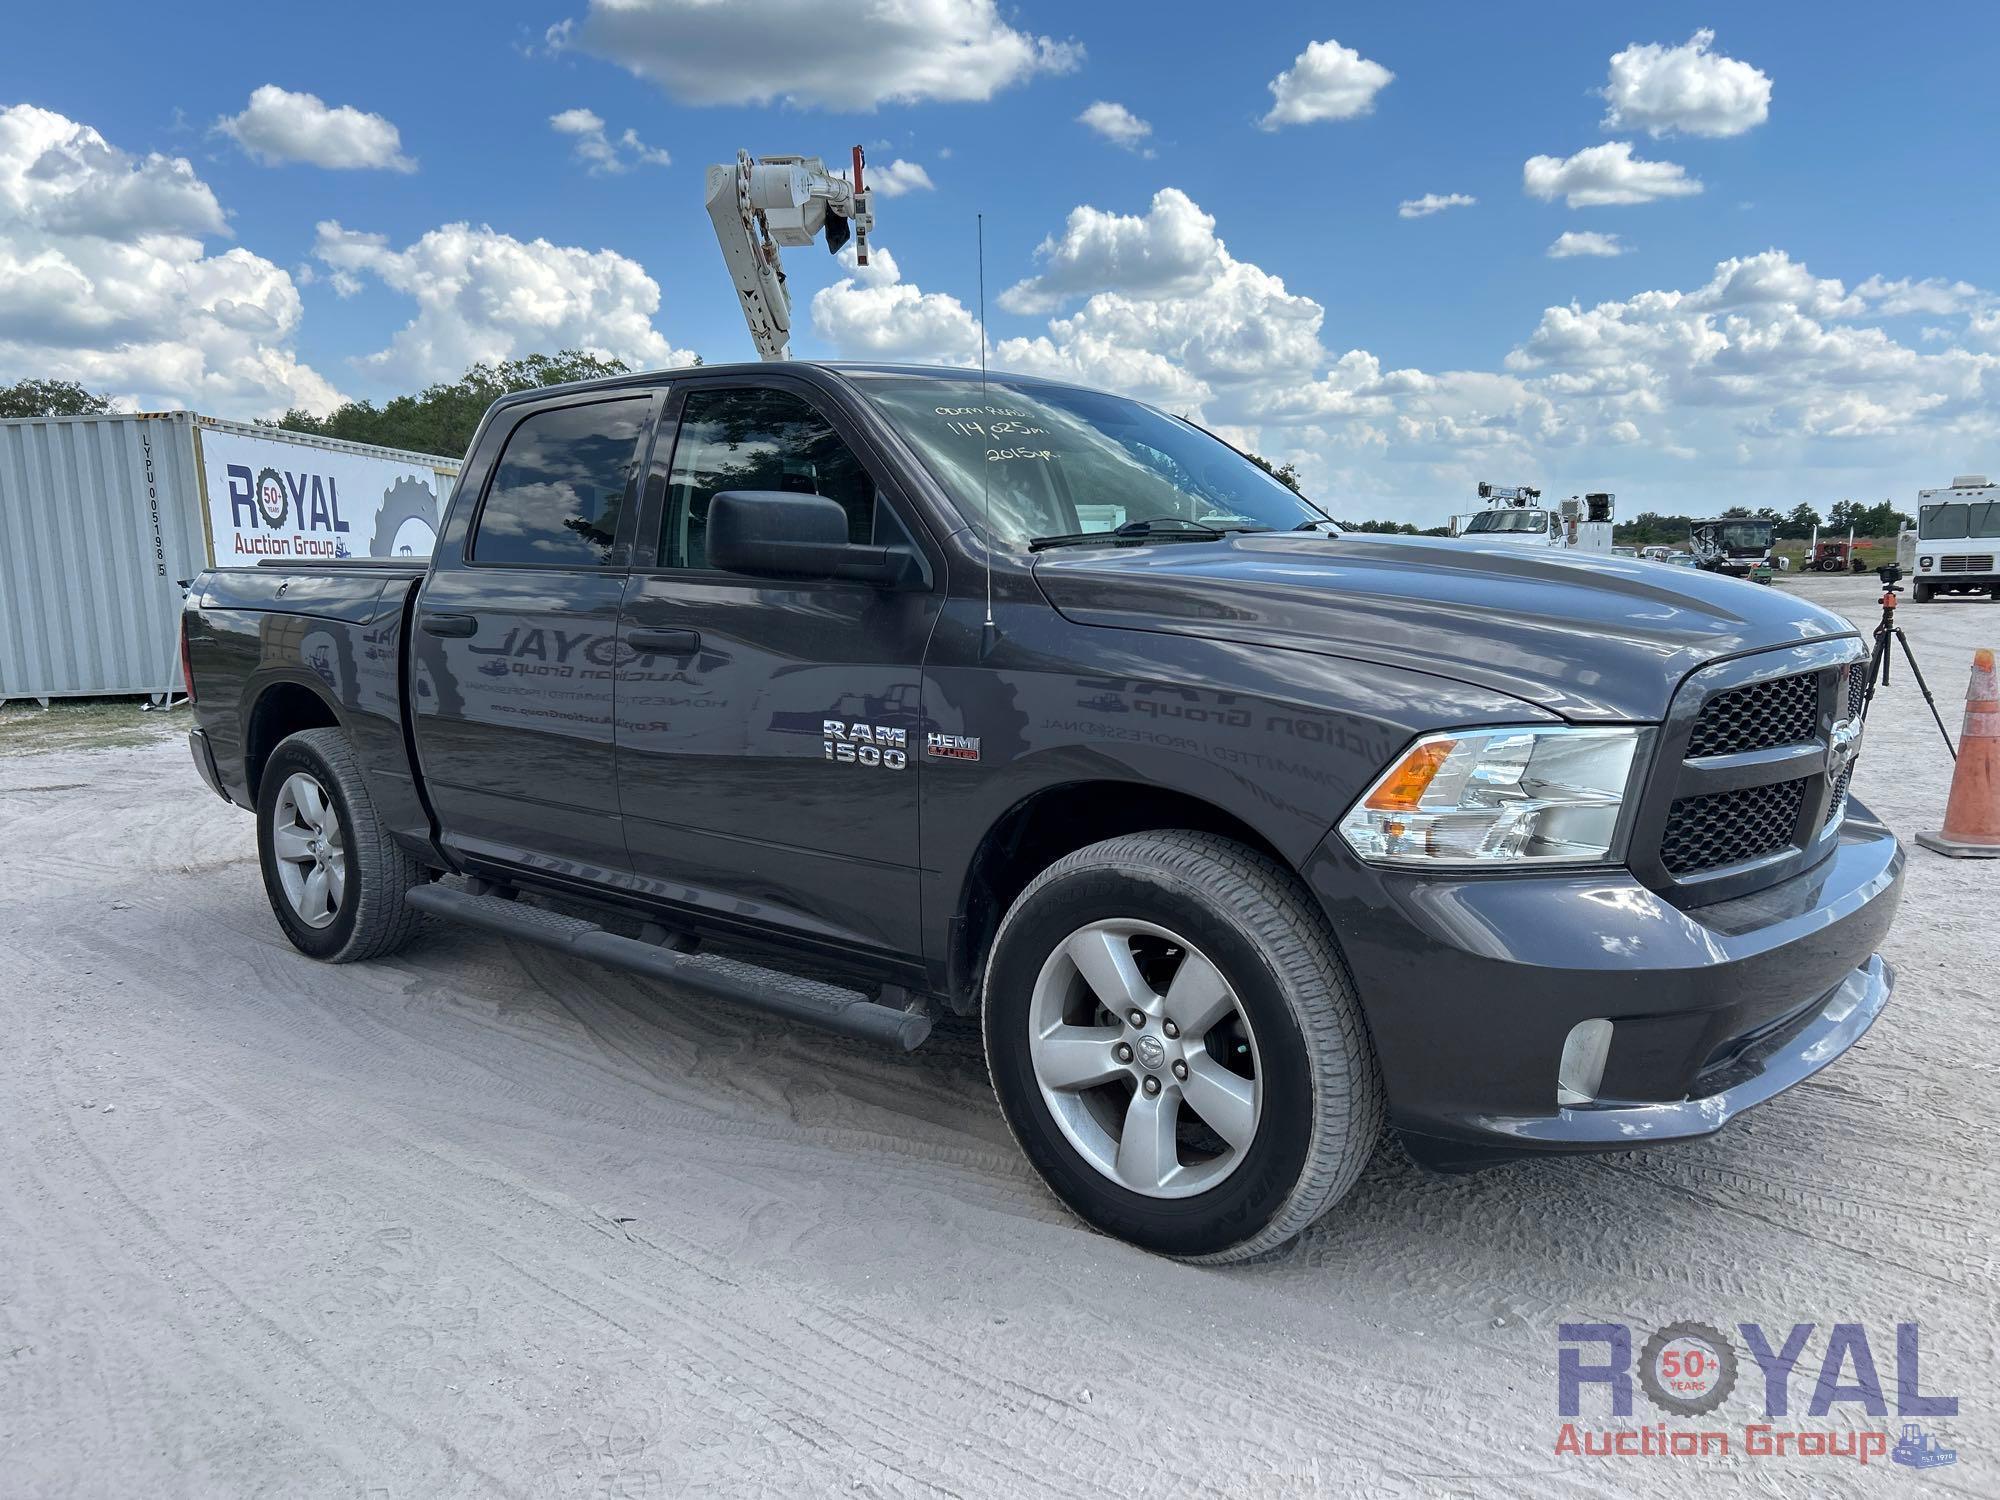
[473,397,650,566]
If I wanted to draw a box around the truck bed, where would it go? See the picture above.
[199,561,423,624]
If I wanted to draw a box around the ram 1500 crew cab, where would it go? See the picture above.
[182,363,1903,1261]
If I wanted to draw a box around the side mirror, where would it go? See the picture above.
[705,490,923,589]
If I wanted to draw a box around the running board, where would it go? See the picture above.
[406,883,931,1050]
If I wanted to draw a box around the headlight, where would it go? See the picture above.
[1338,726,1641,866]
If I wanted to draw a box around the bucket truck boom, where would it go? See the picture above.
[705,146,873,361]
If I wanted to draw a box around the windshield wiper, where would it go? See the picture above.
[1028,517,1267,552]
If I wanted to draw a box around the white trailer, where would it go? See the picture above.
[0,412,458,703]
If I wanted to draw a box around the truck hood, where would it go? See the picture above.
[1032,532,1858,722]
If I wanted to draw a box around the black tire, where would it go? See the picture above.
[256,727,425,962]
[1912,579,1935,603]
[982,831,1383,1262]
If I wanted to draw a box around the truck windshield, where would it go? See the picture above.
[1464,510,1547,534]
[1920,501,2000,539]
[855,377,1330,545]
[1702,522,1773,552]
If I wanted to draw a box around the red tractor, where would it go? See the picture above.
[1802,540,1868,572]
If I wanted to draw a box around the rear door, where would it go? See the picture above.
[411,389,657,881]
[614,374,945,961]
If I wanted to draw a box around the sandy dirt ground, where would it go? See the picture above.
[2,574,1994,1498]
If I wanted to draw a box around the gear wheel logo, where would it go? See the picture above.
[254,466,289,527]
[368,476,441,558]
[1639,1321,1738,1416]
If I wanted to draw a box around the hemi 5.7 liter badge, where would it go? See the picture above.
[926,732,981,762]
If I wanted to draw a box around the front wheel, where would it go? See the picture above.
[1911,579,1935,603]
[983,831,1383,1262]
[257,727,424,962]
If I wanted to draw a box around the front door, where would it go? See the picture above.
[411,390,655,883]
[614,377,943,961]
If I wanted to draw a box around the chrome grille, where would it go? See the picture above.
[1823,763,1855,831]
[1685,671,1817,757]
[1940,554,1995,573]
[1635,647,1865,896]
[1661,780,1807,876]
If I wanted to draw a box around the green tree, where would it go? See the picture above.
[1858,498,1912,536]
[1782,501,1822,540]
[274,350,653,458]
[1613,512,1718,547]
[1245,451,1305,494]
[0,378,113,418]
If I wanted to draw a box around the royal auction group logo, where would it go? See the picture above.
[1556,1320,1960,1470]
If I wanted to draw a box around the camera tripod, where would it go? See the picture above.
[1862,580,1958,761]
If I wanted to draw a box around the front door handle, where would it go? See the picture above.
[626,627,702,656]
[419,611,478,638]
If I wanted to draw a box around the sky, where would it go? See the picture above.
[3,1,1997,527]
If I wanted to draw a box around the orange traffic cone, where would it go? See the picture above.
[1915,648,2000,858]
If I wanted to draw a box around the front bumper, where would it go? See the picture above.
[1307,802,1904,1170]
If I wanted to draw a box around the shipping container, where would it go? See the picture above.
[0,412,458,704]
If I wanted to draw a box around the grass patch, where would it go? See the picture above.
[0,697,186,757]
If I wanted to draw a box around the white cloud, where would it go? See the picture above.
[1523,141,1702,208]
[549,108,670,174]
[216,85,415,172]
[1077,101,1153,154]
[810,240,981,364]
[1548,230,1629,258]
[312,220,697,384]
[547,0,1080,110]
[1856,275,1983,319]
[0,104,224,239]
[1259,39,1393,129]
[868,158,934,197]
[810,182,2000,523]
[1507,251,1992,444]
[998,188,1224,315]
[0,103,339,416]
[1601,29,1771,138]
[1399,192,1475,219]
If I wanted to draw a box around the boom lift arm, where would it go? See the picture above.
[1476,481,1542,508]
[705,146,873,361]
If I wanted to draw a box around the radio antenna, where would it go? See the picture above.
[978,212,995,633]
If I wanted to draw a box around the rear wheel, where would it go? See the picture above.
[257,727,425,962]
[983,831,1383,1262]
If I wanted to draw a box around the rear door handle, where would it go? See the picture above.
[626,628,702,655]
[419,611,478,638]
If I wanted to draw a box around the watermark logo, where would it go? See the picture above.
[1637,1321,1737,1417]
[1556,1320,1960,1469]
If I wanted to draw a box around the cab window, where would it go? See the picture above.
[472,396,650,567]
[660,387,876,569]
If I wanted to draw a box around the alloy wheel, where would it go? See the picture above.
[271,772,345,929]
[1026,918,1262,1198]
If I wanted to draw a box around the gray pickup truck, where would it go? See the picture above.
[182,362,1903,1261]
